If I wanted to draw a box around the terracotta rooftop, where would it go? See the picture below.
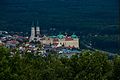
[65,37,73,41]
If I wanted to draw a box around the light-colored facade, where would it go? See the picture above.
[40,34,79,48]
[29,26,79,48]
[29,25,41,42]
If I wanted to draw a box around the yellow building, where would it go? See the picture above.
[40,33,79,48]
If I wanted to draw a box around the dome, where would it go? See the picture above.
[57,33,65,39]
[71,33,78,38]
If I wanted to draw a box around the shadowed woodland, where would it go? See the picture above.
[0,47,120,80]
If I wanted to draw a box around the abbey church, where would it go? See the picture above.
[29,24,79,48]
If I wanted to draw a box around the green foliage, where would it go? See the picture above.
[0,47,120,80]
[112,55,120,80]
[73,50,112,80]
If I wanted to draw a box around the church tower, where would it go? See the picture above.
[29,22,35,42]
[29,27,35,42]
[36,21,40,41]
[29,21,41,42]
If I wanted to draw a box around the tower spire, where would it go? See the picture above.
[36,20,39,27]
[36,21,40,41]
[32,21,35,27]
[29,27,35,42]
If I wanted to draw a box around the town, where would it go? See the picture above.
[0,23,80,57]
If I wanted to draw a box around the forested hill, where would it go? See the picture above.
[0,47,120,80]
[0,0,119,32]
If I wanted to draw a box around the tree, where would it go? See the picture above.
[0,47,11,80]
[0,46,119,80]
[73,50,112,80]
[112,55,120,80]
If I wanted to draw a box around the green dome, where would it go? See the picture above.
[57,33,65,39]
[71,33,78,38]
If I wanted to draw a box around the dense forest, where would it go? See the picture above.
[0,47,120,80]
[0,0,118,32]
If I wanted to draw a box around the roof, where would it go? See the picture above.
[65,37,73,41]
[49,36,57,38]
[57,33,65,39]
[7,40,19,44]
[71,33,78,39]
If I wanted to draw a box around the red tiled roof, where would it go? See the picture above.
[26,42,30,44]
[7,40,19,44]
[18,36,24,38]
[65,37,73,41]
[67,45,75,48]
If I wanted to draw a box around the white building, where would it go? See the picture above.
[29,22,41,42]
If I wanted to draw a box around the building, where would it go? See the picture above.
[41,33,79,48]
[0,40,4,46]
[29,22,41,42]
[6,40,19,48]
[29,23,79,49]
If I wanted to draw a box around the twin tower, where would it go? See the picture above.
[29,22,41,42]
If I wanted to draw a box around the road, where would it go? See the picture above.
[81,40,117,56]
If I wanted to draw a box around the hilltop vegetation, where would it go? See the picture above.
[0,0,118,32]
[0,47,120,80]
